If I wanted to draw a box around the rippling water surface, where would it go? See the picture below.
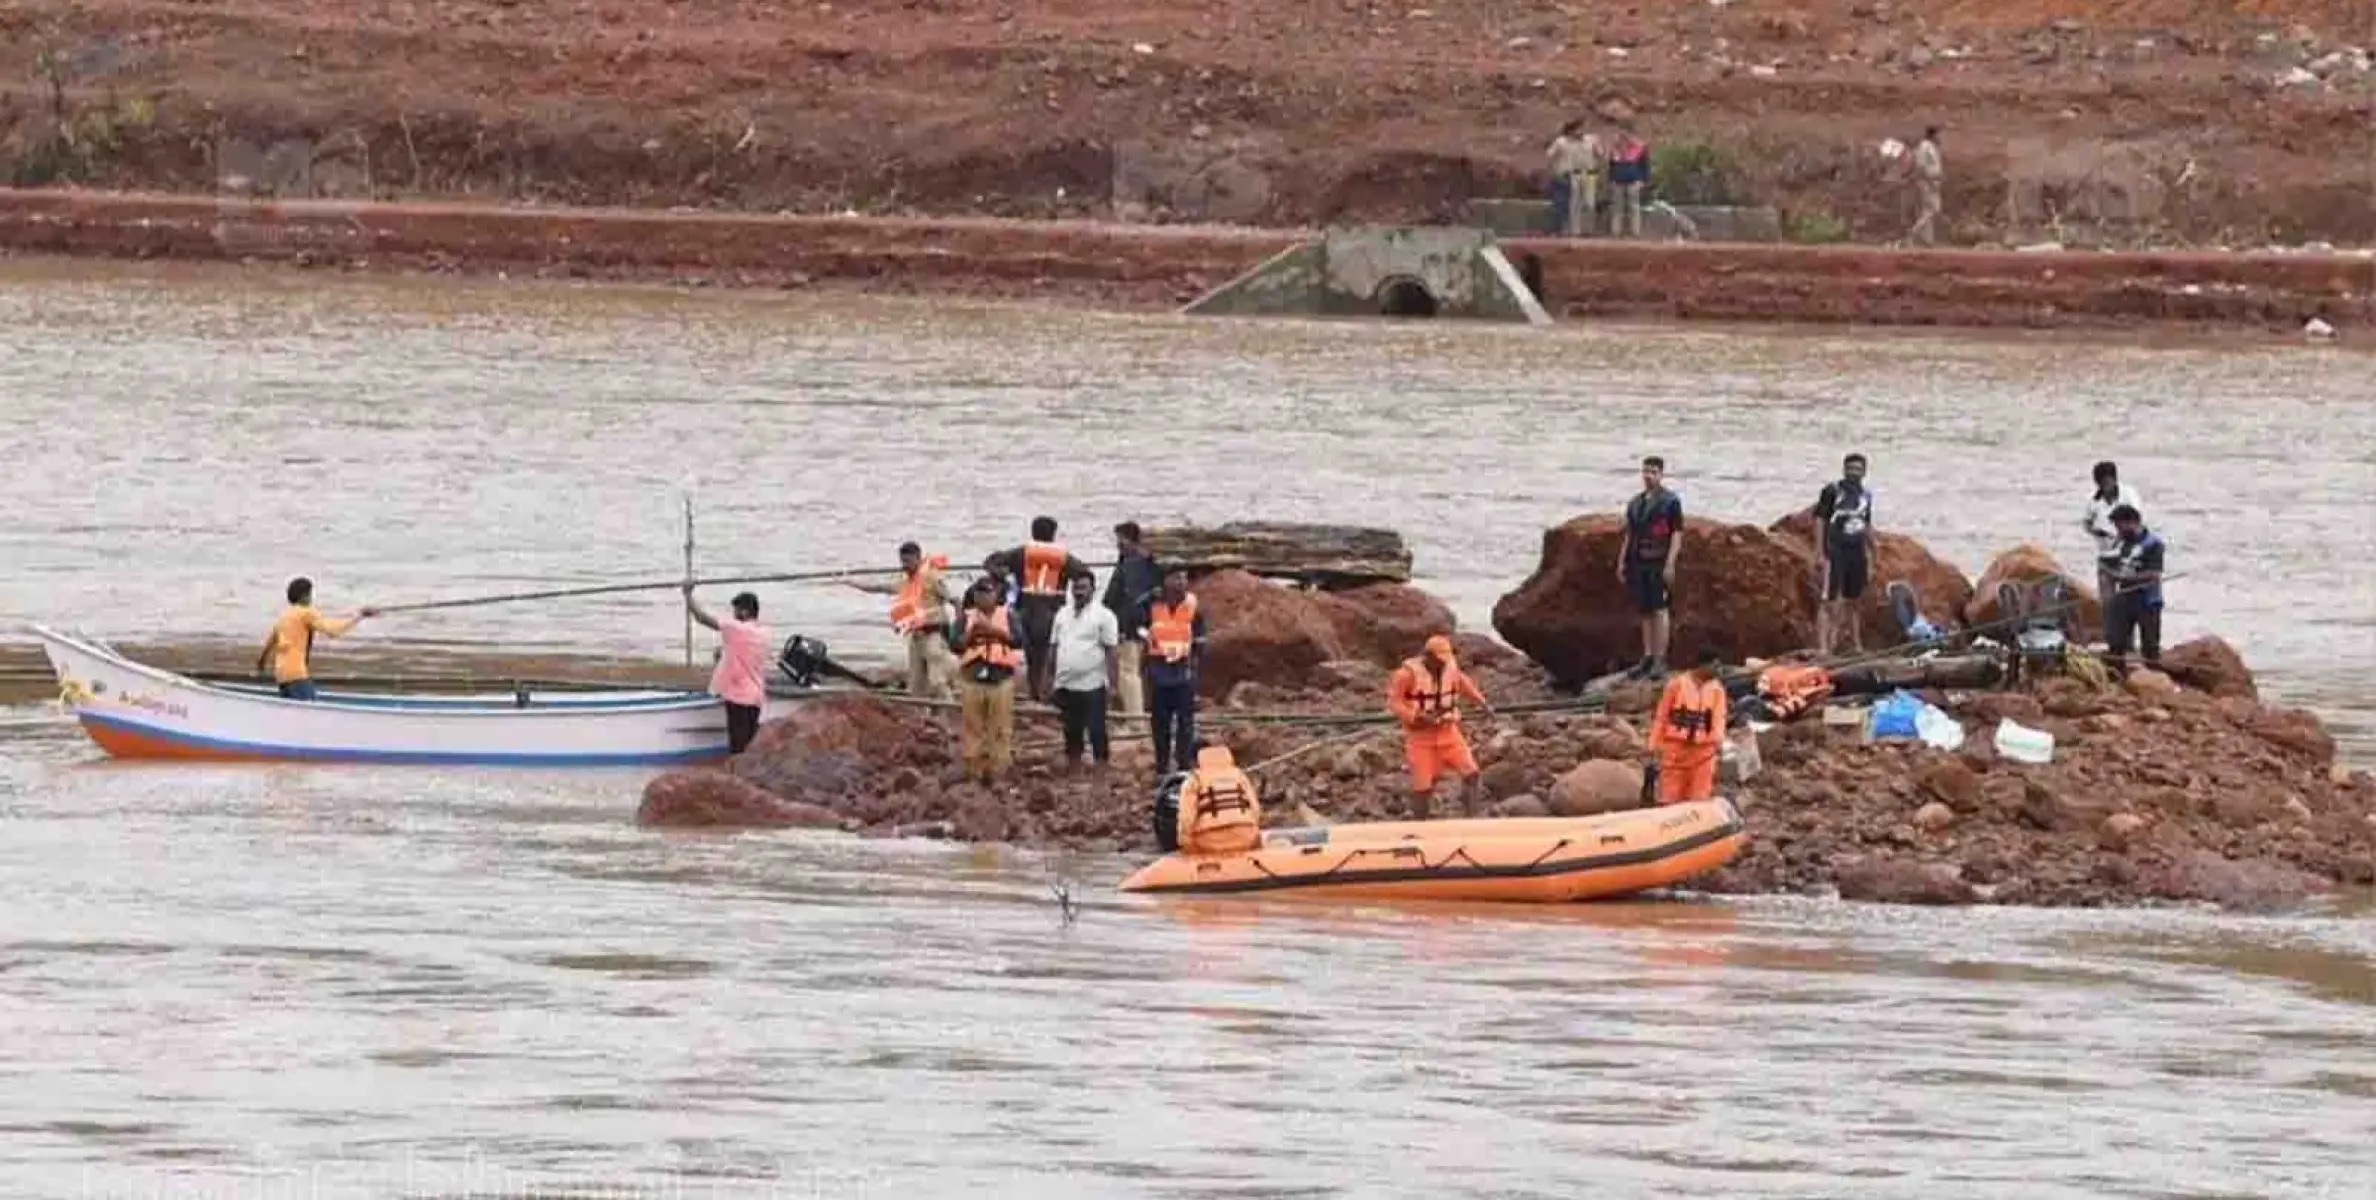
[2,260,2372,1196]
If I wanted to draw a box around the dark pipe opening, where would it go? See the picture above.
[1377,277,1440,317]
[1516,252,1547,306]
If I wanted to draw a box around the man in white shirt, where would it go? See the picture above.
[1050,572,1120,770]
[1909,126,1944,246]
[2082,460,2145,647]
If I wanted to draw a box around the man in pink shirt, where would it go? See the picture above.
[684,585,771,754]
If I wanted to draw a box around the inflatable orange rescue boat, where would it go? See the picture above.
[1119,798,1746,902]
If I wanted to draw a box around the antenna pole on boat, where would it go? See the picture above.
[681,490,696,669]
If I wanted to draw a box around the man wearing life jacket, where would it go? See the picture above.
[1649,648,1729,805]
[1813,452,1876,655]
[1142,567,1207,776]
[1388,635,1494,817]
[1616,455,1684,678]
[2103,504,2167,673]
[888,541,957,700]
[2082,461,2145,651]
[1170,744,1263,857]
[957,578,1023,783]
[984,516,1090,704]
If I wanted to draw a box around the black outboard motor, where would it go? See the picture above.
[777,635,830,688]
[1152,772,1186,853]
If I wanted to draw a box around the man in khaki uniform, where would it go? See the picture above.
[1546,120,1605,237]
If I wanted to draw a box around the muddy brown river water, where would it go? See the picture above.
[1,259,2372,1197]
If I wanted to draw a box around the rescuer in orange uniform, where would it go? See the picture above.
[1649,647,1729,804]
[1388,635,1495,816]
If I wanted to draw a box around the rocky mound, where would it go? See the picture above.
[1965,543,2103,633]
[638,627,2375,911]
[1193,569,1457,698]
[1492,513,1820,684]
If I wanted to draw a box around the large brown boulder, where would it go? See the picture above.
[638,769,849,829]
[2161,636,2258,700]
[1549,759,1643,815]
[1964,543,2102,634]
[727,696,933,805]
[1768,508,1974,633]
[1194,569,1455,698]
[1493,513,1816,683]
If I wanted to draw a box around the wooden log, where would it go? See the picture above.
[1143,522,1411,587]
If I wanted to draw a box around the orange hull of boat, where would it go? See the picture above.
[1118,799,1747,902]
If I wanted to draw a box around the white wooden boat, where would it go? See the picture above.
[35,625,743,766]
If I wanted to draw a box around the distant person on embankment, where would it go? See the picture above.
[1142,567,1207,777]
[1388,635,1494,818]
[1051,571,1119,771]
[1608,128,1652,239]
[2082,460,2145,649]
[1616,455,1683,678]
[683,586,769,755]
[1649,648,1728,805]
[1813,452,1877,655]
[958,579,1023,783]
[1547,119,1605,237]
[984,516,1090,704]
[256,576,376,701]
[1909,126,1944,247]
[1103,521,1162,719]
[2103,505,2168,673]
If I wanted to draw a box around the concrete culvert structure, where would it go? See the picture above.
[1376,276,1439,317]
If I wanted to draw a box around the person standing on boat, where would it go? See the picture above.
[2082,461,2145,649]
[1649,648,1728,805]
[1051,571,1119,771]
[958,578,1024,783]
[1813,452,1876,655]
[2102,505,2167,673]
[1616,455,1684,678]
[256,577,376,701]
[1388,635,1494,817]
[1143,567,1207,777]
[1104,521,1163,719]
[984,516,1090,704]
[683,586,770,755]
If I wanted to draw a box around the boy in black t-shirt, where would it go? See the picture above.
[1616,455,1684,677]
[1814,452,1876,654]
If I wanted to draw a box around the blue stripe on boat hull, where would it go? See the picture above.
[77,711,729,767]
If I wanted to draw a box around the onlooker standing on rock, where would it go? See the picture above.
[1616,455,1683,677]
[1103,521,1162,718]
[1547,119,1605,237]
[983,516,1090,704]
[1608,128,1652,238]
[1143,567,1207,776]
[1813,452,1876,655]
[2103,504,2167,672]
[1649,647,1728,805]
[883,542,957,700]
[957,579,1023,783]
[2082,461,2145,648]
[1909,126,1944,247]
[683,585,769,755]
[1051,572,1119,771]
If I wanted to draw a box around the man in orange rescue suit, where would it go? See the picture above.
[984,516,1090,704]
[1168,745,1263,856]
[957,578,1023,783]
[1649,647,1729,804]
[1388,635,1494,816]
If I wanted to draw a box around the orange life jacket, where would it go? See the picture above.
[960,607,1022,671]
[1020,540,1069,597]
[1654,675,1727,752]
[1391,657,1473,727]
[1757,665,1834,721]
[888,554,951,634]
[1178,745,1261,855]
[1147,594,1200,663]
